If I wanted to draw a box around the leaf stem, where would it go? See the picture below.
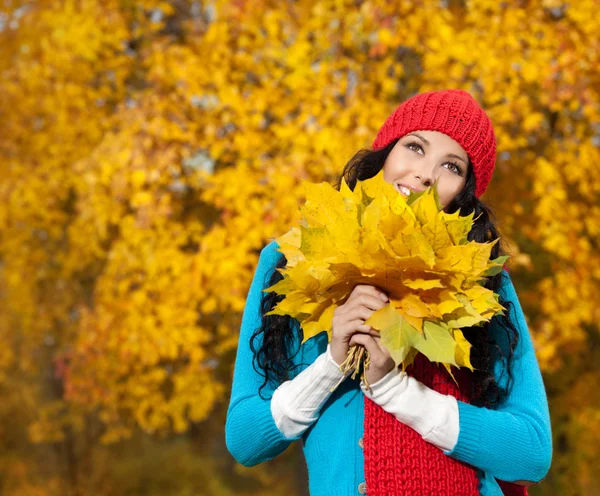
[330,344,371,392]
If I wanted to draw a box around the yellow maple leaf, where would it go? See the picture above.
[264,169,508,374]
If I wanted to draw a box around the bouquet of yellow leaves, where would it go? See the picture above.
[263,169,508,389]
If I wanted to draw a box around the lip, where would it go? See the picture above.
[394,182,424,195]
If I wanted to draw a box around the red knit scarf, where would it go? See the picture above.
[363,353,528,496]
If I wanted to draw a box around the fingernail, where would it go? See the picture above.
[380,293,388,301]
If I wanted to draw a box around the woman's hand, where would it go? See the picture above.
[330,284,389,366]
[348,333,396,385]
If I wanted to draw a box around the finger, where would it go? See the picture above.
[348,333,385,361]
[342,320,376,337]
[360,326,381,338]
[338,321,380,342]
[344,296,389,321]
[357,294,389,311]
[347,285,389,305]
[343,305,378,323]
[332,304,381,342]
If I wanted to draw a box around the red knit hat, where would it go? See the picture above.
[372,89,497,198]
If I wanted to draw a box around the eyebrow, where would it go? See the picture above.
[446,153,468,165]
[405,133,468,165]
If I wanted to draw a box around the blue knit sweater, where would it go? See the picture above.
[225,240,553,495]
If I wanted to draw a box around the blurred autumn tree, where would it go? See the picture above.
[0,0,598,494]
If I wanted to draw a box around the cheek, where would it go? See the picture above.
[439,177,466,206]
[382,159,396,184]
[383,148,410,180]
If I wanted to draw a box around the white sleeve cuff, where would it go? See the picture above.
[271,343,351,438]
[360,366,459,452]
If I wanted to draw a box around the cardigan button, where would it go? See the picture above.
[358,437,364,449]
[358,482,367,494]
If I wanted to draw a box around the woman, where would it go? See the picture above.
[225,89,552,495]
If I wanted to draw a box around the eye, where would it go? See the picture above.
[406,142,424,153]
[406,141,465,176]
[444,161,464,176]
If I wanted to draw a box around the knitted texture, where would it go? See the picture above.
[363,353,529,496]
[372,89,496,198]
[497,480,529,496]
[363,353,480,495]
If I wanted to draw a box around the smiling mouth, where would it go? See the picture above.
[394,183,412,196]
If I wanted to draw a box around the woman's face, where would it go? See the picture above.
[382,130,469,209]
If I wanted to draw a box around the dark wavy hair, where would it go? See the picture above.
[250,139,519,409]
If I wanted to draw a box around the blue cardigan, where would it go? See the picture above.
[225,241,553,495]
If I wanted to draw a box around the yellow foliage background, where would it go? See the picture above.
[0,0,598,494]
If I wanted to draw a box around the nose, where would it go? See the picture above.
[414,160,437,187]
